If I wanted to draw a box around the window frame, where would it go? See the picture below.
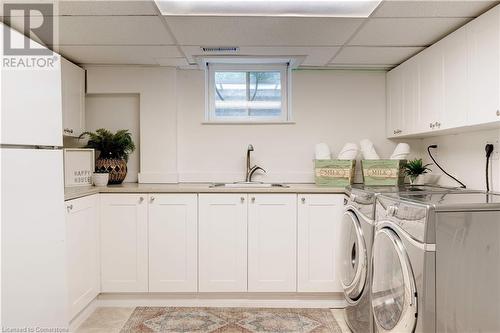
[205,63,291,123]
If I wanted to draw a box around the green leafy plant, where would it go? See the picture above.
[405,158,432,182]
[79,129,135,162]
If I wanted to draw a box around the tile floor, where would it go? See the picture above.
[76,307,351,333]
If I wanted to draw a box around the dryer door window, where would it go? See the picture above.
[340,210,367,302]
[371,227,417,333]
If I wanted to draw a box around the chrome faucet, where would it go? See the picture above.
[246,144,265,182]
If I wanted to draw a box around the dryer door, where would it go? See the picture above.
[340,210,367,302]
[371,227,417,333]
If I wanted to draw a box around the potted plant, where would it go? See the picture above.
[405,158,432,185]
[92,169,109,187]
[79,129,135,184]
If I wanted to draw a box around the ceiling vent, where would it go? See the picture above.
[201,46,240,53]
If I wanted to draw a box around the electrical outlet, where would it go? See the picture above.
[487,139,499,161]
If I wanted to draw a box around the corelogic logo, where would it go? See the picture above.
[2,3,59,70]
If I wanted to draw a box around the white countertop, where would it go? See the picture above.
[64,183,347,201]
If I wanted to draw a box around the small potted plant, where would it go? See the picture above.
[79,129,135,184]
[92,169,109,187]
[405,158,432,185]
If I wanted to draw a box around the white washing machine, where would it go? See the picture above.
[372,192,500,333]
[341,185,477,333]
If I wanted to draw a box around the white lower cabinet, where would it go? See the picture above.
[297,194,344,292]
[100,194,148,292]
[65,195,99,319]
[88,192,342,296]
[248,194,297,292]
[149,194,198,292]
[198,194,248,292]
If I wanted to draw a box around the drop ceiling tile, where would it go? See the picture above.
[166,16,364,46]
[327,63,393,69]
[331,46,424,65]
[58,45,181,65]
[155,57,189,66]
[58,0,158,16]
[373,0,499,18]
[349,17,470,46]
[56,15,174,45]
[180,45,340,66]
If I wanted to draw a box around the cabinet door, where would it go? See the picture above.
[442,26,468,129]
[466,6,500,125]
[418,45,444,132]
[386,66,404,138]
[199,194,247,292]
[401,58,419,136]
[61,57,85,137]
[100,194,148,292]
[149,194,198,292]
[298,194,344,292]
[66,195,99,319]
[0,23,62,146]
[386,59,418,138]
[248,194,297,292]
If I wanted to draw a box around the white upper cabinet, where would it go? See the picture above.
[198,194,248,292]
[466,5,500,125]
[386,66,404,137]
[418,45,444,132]
[65,195,99,319]
[297,194,344,293]
[61,58,85,137]
[442,26,468,130]
[386,58,419,138]
[100,194,148,292]
[248,194,297,292]
[0,23,62,146]
[148,194,198,292]
[386,4,500,138]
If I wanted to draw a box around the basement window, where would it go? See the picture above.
[205,63,291,123]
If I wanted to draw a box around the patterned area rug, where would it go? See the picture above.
[120,307,342,333]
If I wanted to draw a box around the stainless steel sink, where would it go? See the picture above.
[210,182,289,188]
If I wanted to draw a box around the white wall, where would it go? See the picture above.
[85,94,140,183]
[85,66,422,183]
[420,129,500,191]
[177,69,420,183]
[86,66,178,183]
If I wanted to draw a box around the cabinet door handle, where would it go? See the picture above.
[66,204,73,212]
[251,197,255,203]
[240,197,245,203]
[301,197,306,204]
[139,197,144,204]
[150,196,155,203]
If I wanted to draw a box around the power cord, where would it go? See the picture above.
[427,145,467,188]
[485,144,494,192]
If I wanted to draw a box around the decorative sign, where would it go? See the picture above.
[314,159,356,187]
[361,159,407,186]
[64,148,95,187]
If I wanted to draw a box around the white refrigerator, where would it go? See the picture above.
[1,22,69,329]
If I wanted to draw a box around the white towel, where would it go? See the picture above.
[315,143,331,160]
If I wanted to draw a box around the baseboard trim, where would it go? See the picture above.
[96,292,347,309]
[69,296,99,332]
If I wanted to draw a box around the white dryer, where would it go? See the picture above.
[341,185,477,333]
[372,192,500,333]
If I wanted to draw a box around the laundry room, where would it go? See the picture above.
[2,1,500,332]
